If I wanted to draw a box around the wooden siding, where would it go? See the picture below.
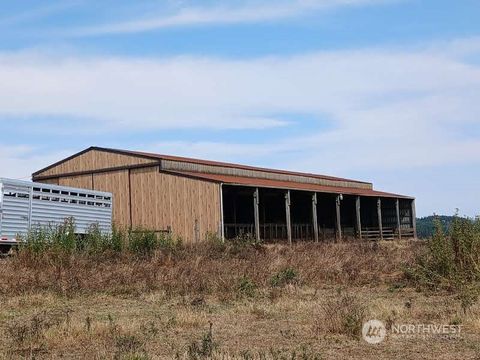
[130,167,221,242]
[37,167,220,241]
[59,174,93,189]
[37,149,157,177]
[93,170,131,227]
[161,159,372,190]
[38,178,59,185]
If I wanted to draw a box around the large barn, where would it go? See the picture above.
[32,147,416,242]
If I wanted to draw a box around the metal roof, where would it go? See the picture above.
[33,146,371,185]
[32,146,413,199]
[165,170,414,199]
[108,147,372,186]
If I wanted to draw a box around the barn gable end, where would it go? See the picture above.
[33,147,158,178]
[32,148,222,241]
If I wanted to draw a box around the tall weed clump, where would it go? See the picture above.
[127,229,181,256]
[314,291,366,339]
[408,216,480,291]
[20,218,77,254]
[17,220,182,259]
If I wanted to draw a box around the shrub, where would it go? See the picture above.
[17,223,184,259]
[186,322,217,359]
[115,334,145,356]
[128,229,158,256]
[20,225,51,254]
[128,229,182,256]
[6,310,69,349]
[237,276,257,298]
[231,233,260,246]
[157,232,183,252]
[79,223,113,254]
[205,233,227,253]
[457,286,479,314]
[315,292,366,339]
[270,268,298,287]
[50,217,77,253]
[110,225,127,252]
[20,218,77,254]
[407,215,480,290]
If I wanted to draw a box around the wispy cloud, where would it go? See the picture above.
[0,1,81,27]
[2,37,480,157]
[1,37,480,215]
[67,0,391,36]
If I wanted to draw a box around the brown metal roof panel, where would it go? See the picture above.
[167,170,413,199]
[97,147,372,185]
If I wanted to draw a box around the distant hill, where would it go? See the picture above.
[416,215,457,239]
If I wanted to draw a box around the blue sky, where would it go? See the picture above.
[0,0,479,217]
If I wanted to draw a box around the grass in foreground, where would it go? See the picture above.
[0,218,479,359]
[1,281,479,359]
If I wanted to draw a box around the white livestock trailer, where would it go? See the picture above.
[0,178,112,251]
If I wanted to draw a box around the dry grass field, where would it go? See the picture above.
[0,234,479,359]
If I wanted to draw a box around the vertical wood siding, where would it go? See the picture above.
[59,174,93,189]
[93,170,131,228]
[38,167,220,241]
[130,167,221,242]
[37,149,156,177]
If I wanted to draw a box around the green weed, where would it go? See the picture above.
[270,268,298,287]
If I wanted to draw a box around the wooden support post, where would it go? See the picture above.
[411,199,417,239]
[396,198,402,240]
[285,190,292,245]
[219,183,225,242]
[355,196,362,240]
[335,195,342,242]
[312,193,319,243]
[377,198,383,241]
[253,188,260,242]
